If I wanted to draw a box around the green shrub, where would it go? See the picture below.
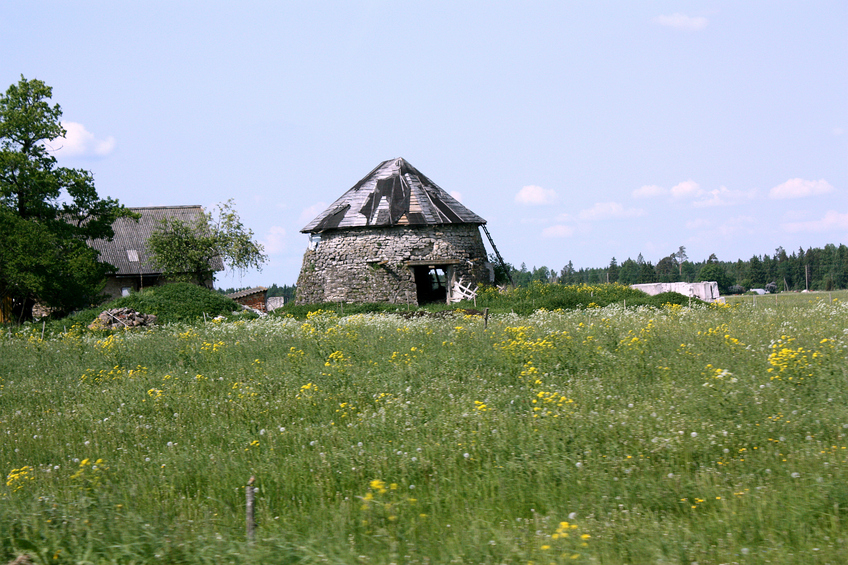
[273,301,410,319]
[51,283,241,328]
[475,281,658,314]
[274,283,702,319]
[108,283,241,323]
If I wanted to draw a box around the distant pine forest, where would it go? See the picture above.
[507,243,848,294]
[219,243,848,300]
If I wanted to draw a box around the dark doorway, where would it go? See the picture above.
[413,266,449,304]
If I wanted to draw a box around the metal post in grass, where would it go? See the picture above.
[246,475,256,542]
[483,307,489,330]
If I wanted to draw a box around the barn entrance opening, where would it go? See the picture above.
[413,265,450,305]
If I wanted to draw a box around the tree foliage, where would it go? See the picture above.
[697,262,732,294]
[0,76,133,320]
[503,244,848,293]
[146,199,267,285]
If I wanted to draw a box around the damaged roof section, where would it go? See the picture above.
[301,157,486,233]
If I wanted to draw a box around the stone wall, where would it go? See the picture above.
[296,224,489,305]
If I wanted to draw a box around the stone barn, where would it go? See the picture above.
[296,158,493,305]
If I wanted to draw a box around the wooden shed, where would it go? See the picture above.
[226,286,268,312]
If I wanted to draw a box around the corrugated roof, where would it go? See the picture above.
[226,286,267,300]
[301,158,486,233]
[89,206,224,276]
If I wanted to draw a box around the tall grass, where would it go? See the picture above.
[2,294,847,563]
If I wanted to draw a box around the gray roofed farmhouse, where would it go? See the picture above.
[296,158,493,305]
[88,205,224,299]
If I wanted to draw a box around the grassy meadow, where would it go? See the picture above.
[2,285,848,564]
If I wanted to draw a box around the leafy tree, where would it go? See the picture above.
[680,261,697,282]
[488,254,514,286]
[655,255,678,282]
[607,257,619,283]
[618,258,639,285]
[673,245,688,276]
[638,260,657,283]
[146,199,267,285]
[509,262,532,286]
[532,265,553,283]
[748,255,766,287]
[697,262,732,294]
[266,283,297,302]
[0,76,133,320]
[559,261,576,285]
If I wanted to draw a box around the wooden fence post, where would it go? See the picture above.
[246,475,256,542]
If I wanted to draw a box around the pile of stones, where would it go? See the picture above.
[88,307,158,330]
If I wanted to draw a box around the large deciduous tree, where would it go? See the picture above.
[0,76,133,320]
[697,257,732,294]
[655,255,679,282]
[146,199,267,286]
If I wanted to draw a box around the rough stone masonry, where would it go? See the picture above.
[296,224,489,305]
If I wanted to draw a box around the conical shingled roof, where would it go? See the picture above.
[301,158,486,233]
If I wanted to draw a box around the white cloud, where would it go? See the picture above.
[685,218,711,230]
[450,191,463,203]
[670,180,702,199]
[578,201,644,221]
[46,121,116,157]
[769,178,835,199]
[632,184,666,199]
[261,226,287,254]
[515,185,557,205]
[716,216,756,237]
[298,202,327,225]
[541,225,575,238]
[782,210,848,233]
[692,186,756,207]
[520,217,548,225]
[654,13,709,31]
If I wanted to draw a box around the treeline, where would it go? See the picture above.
[504,243,848,294]
[266,284,296,302]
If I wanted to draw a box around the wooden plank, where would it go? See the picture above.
[404,259,461,266]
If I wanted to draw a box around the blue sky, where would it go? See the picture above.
[2,1,845,288]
